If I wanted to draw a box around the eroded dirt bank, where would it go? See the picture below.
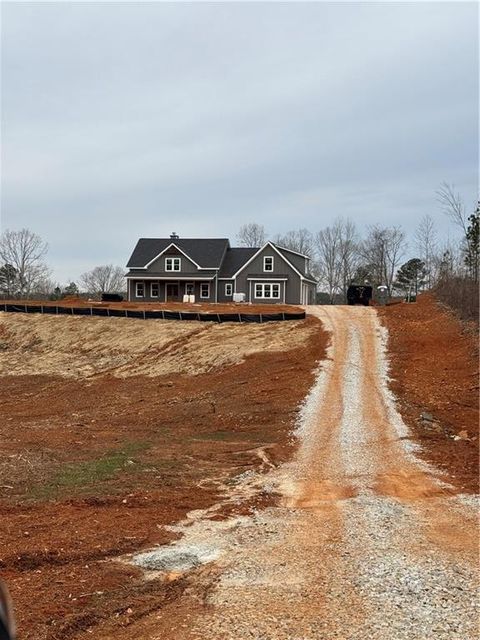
[0,313,327,640]
[378,294,478,492]
[95,306,479,640]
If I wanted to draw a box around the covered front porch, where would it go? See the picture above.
[127,277,216,303]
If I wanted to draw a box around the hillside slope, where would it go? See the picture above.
[379,295,478,492]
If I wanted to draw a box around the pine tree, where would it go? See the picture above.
[0,263,18,297]
[464,202,479,283]
[395,258,427,299]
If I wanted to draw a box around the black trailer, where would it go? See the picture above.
[347,284,373,306]
[101,293,124,302]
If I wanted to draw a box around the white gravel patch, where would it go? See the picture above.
[340,323,377,486]
[133,544,220,573]
[343,494,479,640]
[375,316,454,488]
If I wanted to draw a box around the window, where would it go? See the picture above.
[200,283,210,299]
[225,283,233,296]
[151,282,159,298]
[165,257,181,271]
[135,282,144,298]
[254,283,280,299]
[185,283,194,296]
[263,256,274,272]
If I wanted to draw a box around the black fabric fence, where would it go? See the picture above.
[0,303,305,324]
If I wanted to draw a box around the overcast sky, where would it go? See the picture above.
[1,1,478,282]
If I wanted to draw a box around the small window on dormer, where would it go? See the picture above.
[264,256,274,272]
[166,257,181,271]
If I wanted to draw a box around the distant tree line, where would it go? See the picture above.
[238,183,479,319]
[0,228,125,301]
[1,183,477,320]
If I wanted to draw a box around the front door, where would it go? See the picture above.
[166,283,179,301]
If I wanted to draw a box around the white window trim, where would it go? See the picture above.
[185,282,194,295]
[263,256,274,272]
[254,282,281,299]
[150,282,159,298]
[143,242,203,270]
[165,257,181,272]
[200,282,210,299]
[225,283,233,296]
[135,282,145,297]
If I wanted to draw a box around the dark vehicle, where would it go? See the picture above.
[0,579,15,640]
[101,293,124,302]
[347,284,373,306]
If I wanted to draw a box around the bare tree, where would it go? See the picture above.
[313,219,359,303]
[31,277,60,299]
[0,228,49,297]
[437,183,479,281]
[80,265,125,296]
[361,225,406,294]
[437,182,468,235]
[414,214,437,288]
[273,228,314,256]
[314,225,342,303]
[337,219,360,300]
[236,223,267,247]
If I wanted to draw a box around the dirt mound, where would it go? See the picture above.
[379,294,479,492]
[0,313,315,378]
[0,311,328,640]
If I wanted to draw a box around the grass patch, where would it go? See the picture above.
[29,441,151,500]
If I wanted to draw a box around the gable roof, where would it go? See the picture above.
[126,238,229,269]
[217,247,258,278]
[275,246,316,280]
[230,241,308,280]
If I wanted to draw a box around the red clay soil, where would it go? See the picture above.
[1,297,303,315]
[379,294,479,493]
[0,316,327,640]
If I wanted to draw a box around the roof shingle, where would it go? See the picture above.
[126,238,229,269]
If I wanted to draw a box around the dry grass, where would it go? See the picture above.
[434,276,479,323]
[0,313,315,378]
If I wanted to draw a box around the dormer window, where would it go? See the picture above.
[165,257,181,271]
[263,256,274,272]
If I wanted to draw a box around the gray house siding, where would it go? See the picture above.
[147,247,199,274]
[276,247,308,274]
[126,238,317,304]
[234,246,302,304]
[128,245,217,302]
[217,279,235,303]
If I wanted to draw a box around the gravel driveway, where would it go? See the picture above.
[138,306,479,639]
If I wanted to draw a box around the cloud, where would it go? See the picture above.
[1,1,478,280]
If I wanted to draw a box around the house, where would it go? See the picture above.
[125,234,317,304]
